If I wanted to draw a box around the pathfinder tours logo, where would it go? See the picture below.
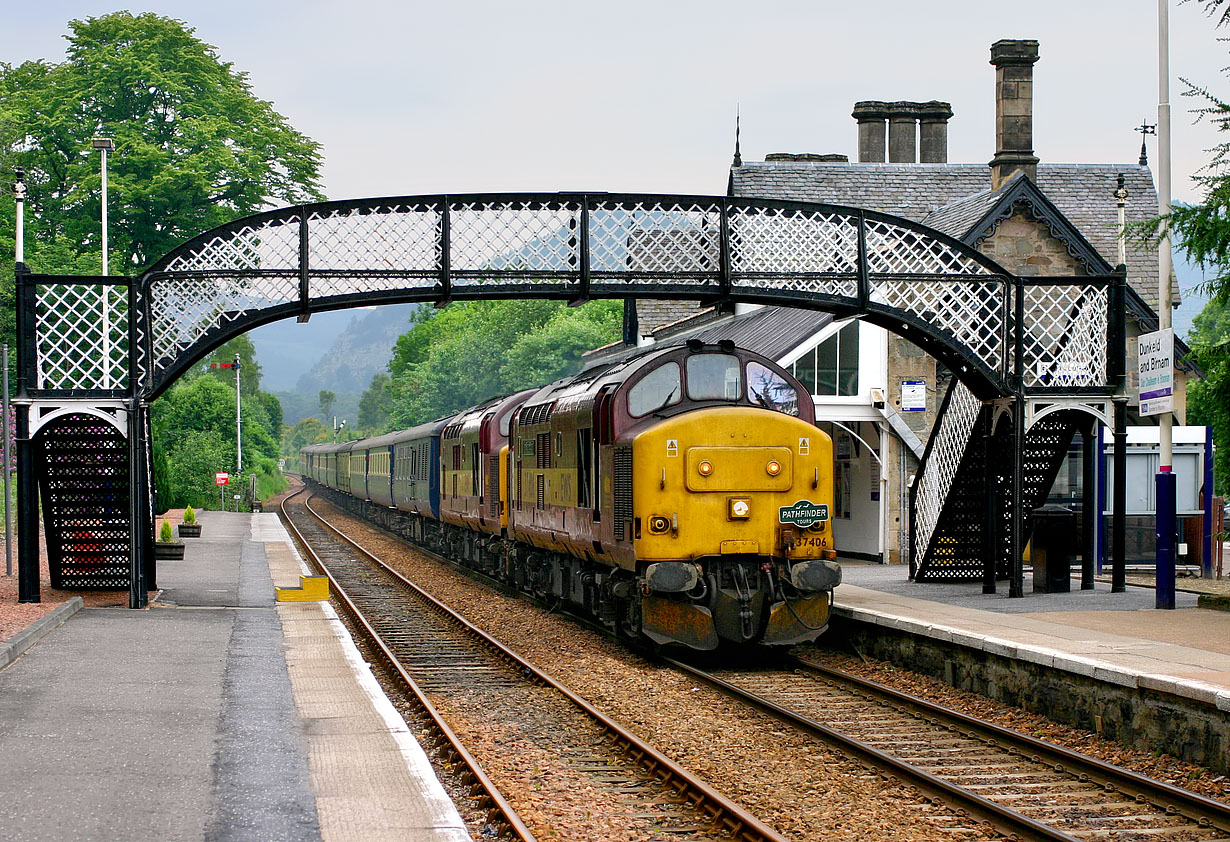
[778,501,829,528]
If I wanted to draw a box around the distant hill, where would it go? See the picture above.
[294,303,419,394]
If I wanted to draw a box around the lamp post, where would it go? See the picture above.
[234,353,242,474]
[91,136,114,389]
[1156,0,1177,608]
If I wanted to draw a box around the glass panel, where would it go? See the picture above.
[838,323,860,396]
[794,347,817,394]
[746,362,800,416]
[815,335,837,395]
[627,362,681,417]
[686,353,741,401]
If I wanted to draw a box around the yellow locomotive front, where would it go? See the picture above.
[627,405,840,648]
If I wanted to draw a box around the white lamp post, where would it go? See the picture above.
[91,136,114,388]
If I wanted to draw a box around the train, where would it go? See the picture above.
[301,339,841,650]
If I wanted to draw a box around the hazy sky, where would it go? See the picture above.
[5,1,1229,205]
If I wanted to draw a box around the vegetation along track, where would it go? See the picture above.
[280,488,787,842]
[667,654,1230,842]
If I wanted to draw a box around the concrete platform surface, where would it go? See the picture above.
[837,563,1230,711]
[0,510,470,842]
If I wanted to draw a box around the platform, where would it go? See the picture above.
[832,562,1230,770]
[0,510,470,842]
[836,564,1230,707]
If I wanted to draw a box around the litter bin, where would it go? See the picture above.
[1031,504,1074,593]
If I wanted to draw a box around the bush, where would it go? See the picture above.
[183,505,196,524]
[159,520,174,543]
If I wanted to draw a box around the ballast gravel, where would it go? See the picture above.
[314,499,1000,842]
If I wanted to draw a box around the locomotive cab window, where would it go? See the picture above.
[628,362,681,417]
[746,361,801,416]
[686,354,741,401]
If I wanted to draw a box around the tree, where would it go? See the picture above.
[1185,298,1230,494]
[318,390,336,421]
[2,12,324,273]
[357,372,394,432]
[379,299,622,428]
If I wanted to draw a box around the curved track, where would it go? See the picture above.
[280,487,788,842]
[668,655,1230,842]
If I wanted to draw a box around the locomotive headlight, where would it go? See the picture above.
[766,459,782,476]
[728,498,751,520]
[697,460,714,477]
[648,515,671,535]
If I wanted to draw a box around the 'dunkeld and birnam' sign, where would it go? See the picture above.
[1137,328,1173,417]
[778,501,830,528]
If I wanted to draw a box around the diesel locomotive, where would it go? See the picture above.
[302,340,841,649]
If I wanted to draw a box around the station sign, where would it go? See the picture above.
[1137,328,1173,417]
[215,472,230,485]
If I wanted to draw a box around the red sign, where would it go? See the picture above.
[210,363,235,369]
[215,472,230,485]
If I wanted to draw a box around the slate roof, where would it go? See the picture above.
[585,305,834,367]
[730,162,1165,310]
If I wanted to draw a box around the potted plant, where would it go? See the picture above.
[178,505,201,538]
[155,520,185,560]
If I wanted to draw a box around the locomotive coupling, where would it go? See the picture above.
[644,562,702,593]
[789,560,842,592]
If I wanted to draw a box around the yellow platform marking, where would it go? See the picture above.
[276,575,330,602]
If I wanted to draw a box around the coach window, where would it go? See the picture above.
[628,362,681,417]
[686,353,741,401]
[746,361,801,416]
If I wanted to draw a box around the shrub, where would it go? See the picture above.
[159,520,174,543]
[183,505,196,524]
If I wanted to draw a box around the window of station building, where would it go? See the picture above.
[789,323,860,397]
[628,362,681,417]
[686,354,741,401]
[746,362,801,416]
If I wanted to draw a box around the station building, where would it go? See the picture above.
[589,39,1200,567]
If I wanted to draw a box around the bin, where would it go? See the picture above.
[1031,504,1074,593]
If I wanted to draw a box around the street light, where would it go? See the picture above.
[91,136,114,389]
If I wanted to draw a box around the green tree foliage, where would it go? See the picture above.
[152,347,285,509]
[1185,298,1230,494]
[284,417,329,456]
[318,389,336,420]
[369,299,622,429]
[357,372,394,432]
[3,11,323,272]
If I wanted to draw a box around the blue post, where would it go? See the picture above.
[1156,470,1177,610]
[1203,426,1214,580]
[1096,425,1106,575]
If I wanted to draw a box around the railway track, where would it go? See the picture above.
[667,655,1230,842]
[280,488,788,842]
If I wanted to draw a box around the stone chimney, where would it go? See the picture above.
[989,39,1040,189]
[853,100,952,163]
[852,101,889,162]
[918,101,954,163]
[887,102,919,163]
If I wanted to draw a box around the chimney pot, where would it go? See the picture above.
[887,101,920,163]
[989,39,1040,188]
[852,101,889,163]
[918,101,953,163]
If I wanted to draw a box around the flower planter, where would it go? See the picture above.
[178,523,202,538]
[155,541,185,560]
